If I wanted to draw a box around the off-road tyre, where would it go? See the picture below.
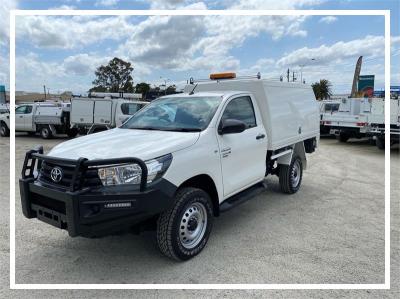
[67,128,78,138]
[279,156,303,194]
[156,187,213,261]
[376,136,385,150]
[336,133,350,142]
[0,122,9,137]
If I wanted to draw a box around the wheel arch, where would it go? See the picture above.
[178,174,220,217]
[0,120,9,129]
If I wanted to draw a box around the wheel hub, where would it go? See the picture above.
[179,202,208,249]
[187,217,198,231]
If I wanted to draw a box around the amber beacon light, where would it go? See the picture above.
[209,72,237,80]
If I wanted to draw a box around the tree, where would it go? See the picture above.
[90,57,134,92]
[135,82,151,95]
[166,84,177,94]
[312,79,332,100]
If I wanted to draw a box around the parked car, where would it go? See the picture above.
[19,73,319,260]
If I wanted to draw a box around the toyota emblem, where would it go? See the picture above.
[50,167,63,183]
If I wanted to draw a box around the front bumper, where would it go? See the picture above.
[19,147,177,238]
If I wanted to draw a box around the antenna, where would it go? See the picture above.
[189,83,198,95]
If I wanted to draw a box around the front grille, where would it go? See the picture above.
[38,161,102,189]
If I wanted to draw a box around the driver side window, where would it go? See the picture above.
[221,96,256,128]
[16,106,28,114]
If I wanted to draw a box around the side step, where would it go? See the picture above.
[219,181,267,213]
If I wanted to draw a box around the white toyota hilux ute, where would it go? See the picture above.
[20,75,319,261]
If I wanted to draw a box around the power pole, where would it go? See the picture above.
[43,85,46,100]
[299,64,305,83]
[287,69,290,82]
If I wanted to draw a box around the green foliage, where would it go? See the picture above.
[135,82,151,95]
[312,79,332,100]
[91,57,134,92]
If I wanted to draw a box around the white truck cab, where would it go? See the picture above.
[20,73,319,260]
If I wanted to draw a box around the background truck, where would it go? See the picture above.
[319,99,341,134]
[15,102,76,139]
[70,95,148,134]
[321,97,372,142]
[366,98,400,149]
[20,73,319,261]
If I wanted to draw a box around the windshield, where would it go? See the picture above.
[121,96,222,132]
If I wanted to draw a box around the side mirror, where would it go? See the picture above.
[218,119,246,135]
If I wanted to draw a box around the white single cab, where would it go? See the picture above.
[20,73,319,260]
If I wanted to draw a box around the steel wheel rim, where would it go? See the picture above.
[42,128,48,137]
[179,202,207,249]
[291,160,301,187]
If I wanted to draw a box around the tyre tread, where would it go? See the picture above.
[157,187,205,261]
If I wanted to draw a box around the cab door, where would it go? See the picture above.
[23,105,34,130]
[15,105,31,131]
[216,95,268,198]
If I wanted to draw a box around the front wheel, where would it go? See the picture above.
[156,187,213,261]
[279,156,303,194]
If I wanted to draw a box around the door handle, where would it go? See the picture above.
[256,134,265,140]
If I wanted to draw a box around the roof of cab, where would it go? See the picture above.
[159,91,249,99]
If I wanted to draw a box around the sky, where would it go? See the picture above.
[0,0,399,94]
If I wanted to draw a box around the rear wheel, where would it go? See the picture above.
[156,187,213,261]
[0,122,9,137]
[279,156,303,194]
[336,132,350,142]
[66,128,78,138]
[40,125,53,139]
[376,136,385,150]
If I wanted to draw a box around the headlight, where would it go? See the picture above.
[98,153,172,186]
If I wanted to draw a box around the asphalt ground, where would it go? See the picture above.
[0,134,399,298]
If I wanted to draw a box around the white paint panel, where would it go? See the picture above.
[71,99,94,124]
[94,100,112,124]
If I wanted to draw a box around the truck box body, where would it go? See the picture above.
[70,98,148,129]
[34,105,65,125]
[93,100,112,124]
[184,80,319,150]
[71,99,95,124]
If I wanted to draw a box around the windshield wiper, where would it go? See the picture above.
[128,126,160,130]
[127,127,201,132]
[163,128,202,132]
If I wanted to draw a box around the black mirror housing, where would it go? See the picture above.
[218,119,246,135]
